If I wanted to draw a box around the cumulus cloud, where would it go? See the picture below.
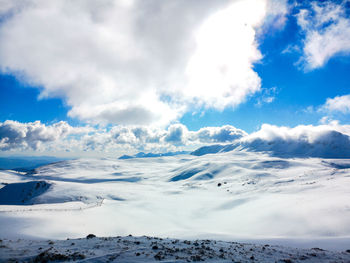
[296,1,350,70]
[0,120,248,154]
[239,123,350,158]
[193,123,350,158]
[178,0,265,109]
[193,125,247,143]
[164,124,188,145]
[82,124,247,153]
[2,120,350,158]
[0,0,287,125]
[0,120,88,151]
[321,94,350,114]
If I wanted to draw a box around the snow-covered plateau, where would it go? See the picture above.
[1,149,350,262]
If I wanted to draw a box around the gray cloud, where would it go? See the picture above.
[164,124,187,144]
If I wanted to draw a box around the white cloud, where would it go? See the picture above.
[0,0,287,125]
[296,1,350,70]
[82,124,248,153]
[255,86,277,107]
[0,0,30,16]
[261,0,289,32]
[281,44,300,55]
[178,0,265,109]
[0,120,248,155]
[193,125,247,143]
[2,120,350,159]
[194,123,350,158]
[0,120,89,151]
[240,123,350,158]
[321,94,350,114]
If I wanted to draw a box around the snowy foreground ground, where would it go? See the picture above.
[1,150,350,261]
[2,235,350,262]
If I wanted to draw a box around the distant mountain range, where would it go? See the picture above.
[119,151,189,159]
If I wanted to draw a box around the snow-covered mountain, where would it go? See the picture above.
[119,151,189,159]
[1,148,350,254]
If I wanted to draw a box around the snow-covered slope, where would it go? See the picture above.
[0,150,350,252]
[0,180,51,205]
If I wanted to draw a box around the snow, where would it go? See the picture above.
[0,149,350,261]
[0,180,51,205]
[1,235,350,262]
[119,151,189,159]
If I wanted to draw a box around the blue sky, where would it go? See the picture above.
[0,0,350,156]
